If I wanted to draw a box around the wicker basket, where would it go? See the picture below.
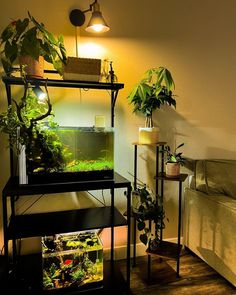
[63,57,101,81]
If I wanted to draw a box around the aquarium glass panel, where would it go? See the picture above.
[24,126,114,183]
[42,231,103,290]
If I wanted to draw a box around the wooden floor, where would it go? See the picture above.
[119,249,236,295]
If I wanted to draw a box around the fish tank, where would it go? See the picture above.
[19,126,114,184]
[42,230,103,291]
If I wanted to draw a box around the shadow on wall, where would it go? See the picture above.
[152,104,236,161]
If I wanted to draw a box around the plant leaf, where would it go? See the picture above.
[137,221,145,231]
[140,234,148,245]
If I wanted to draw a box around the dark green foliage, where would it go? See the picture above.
[133,185,165,247]
[162,143,185,165]
[0,12,67,75]
[0,83,67,173]
[127,67,176,127]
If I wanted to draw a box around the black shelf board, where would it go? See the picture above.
[146,240,181,260]
[5,254,128,295]
[2,76,124,91]
[8,206,127,239]
[2,173,131,197]
[155,172,188,182]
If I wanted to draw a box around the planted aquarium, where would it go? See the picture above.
[19,126,114,184]
[42,231,103,290]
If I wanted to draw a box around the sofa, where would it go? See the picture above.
[183,159,236,286]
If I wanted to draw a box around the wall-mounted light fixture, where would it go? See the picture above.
[69,0,110,33]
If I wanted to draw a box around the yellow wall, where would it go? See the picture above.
[1,0,236,254]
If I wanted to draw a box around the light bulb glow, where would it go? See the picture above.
[92,24,103,32]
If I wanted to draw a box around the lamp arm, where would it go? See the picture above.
[83,0,98,13]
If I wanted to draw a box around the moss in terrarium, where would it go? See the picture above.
[65,158,113,172]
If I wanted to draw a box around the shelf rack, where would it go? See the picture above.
[1,74,131,294]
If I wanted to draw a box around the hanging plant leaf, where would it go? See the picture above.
[137,221,146,231]
[140,234,148,245]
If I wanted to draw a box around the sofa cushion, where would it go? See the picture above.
[195,160,236,199]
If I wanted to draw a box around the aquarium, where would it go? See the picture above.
[42,231,103,290]
[19,126,114,184]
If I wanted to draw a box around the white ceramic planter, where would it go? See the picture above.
[138,127,159,144]
[165,162,180,178]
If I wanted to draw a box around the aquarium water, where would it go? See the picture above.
[42,230,103,290]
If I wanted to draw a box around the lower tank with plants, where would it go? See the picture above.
[19,126,114,184]
[42,230,103,291]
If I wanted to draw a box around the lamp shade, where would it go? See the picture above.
[85,1,110,33]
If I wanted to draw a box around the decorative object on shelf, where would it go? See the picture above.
[162,143,185,177]
[42,230,103,290]
[63,57,101,81]
[69,0,110,33]
[95,115,106,128]
[127,67,176,144]
[132,184,165,248]
[0,12,67,77]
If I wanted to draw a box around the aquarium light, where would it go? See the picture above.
[33,86,47,102]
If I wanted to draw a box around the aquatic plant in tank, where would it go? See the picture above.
[42,231,103,290]
[24,126,114,184]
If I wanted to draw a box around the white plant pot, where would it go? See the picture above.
[165,162,180,178]
[138,127,159,144]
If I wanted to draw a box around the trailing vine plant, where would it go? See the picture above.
[133,184,166,249]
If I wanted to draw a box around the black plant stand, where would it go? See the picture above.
[131,142,188,279]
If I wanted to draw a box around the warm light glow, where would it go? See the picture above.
[78,42,107,58]
[91,24,104,32]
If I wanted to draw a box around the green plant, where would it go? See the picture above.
[133,185,165,247]
[0,12,67,76]
[0,82,67,173]
[127,67,176,127]
[162,143,185,165]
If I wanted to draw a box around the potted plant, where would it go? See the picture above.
[0,82,68,183]
[162,143,185,177]
[132,184,165,249]
[127,67,176,144]
[0,12,67,78]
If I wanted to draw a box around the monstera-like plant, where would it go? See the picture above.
[0,12,67,77]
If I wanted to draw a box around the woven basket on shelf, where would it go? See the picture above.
[63,57,101,81]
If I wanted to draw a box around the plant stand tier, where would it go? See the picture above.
[146,241,182,260]
[132,141,166,146]
[155,172,188,182]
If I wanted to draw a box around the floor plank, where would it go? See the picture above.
[118,249,236,294]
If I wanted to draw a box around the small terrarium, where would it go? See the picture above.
[42,231,103,290]
[19,126,114,184]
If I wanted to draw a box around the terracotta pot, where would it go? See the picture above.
[138,127,159,144]
[19,55,44,78]
[165,162,180,178]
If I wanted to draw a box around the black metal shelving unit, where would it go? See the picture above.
[1,74,132,294]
